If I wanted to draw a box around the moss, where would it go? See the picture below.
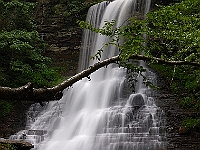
[182,118,200,131]
[0,100,13,118]
[0,143,16,150]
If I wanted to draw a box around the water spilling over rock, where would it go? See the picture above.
[10,0,167,150]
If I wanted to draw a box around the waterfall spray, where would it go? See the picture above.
[10,0,167,150]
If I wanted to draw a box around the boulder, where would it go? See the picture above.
[178,126,190,135]
[129,93,145,108]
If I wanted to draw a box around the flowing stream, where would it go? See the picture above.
[10,0,167,149]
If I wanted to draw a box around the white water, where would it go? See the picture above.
[10,0,167,150]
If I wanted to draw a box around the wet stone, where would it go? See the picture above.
[129,94,145,108]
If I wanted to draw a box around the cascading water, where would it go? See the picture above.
[10,0,167,150]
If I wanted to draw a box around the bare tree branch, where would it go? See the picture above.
[0,56,119,102]
[128,54,200,67]
[0,54,199,102]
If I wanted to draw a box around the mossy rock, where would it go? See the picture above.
[0,139,33,150]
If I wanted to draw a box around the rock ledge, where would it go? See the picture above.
[0,139,33,150]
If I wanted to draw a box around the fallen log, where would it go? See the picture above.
[0,54,199,102]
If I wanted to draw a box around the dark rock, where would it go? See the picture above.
[0,139,33,150]
[179,126,190,135]
[155,74,200,150]
[129,93,145,107]
[158,148,166,150]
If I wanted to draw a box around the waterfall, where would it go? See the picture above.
[10,0,167,150]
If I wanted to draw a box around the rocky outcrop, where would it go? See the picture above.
[0,139,33,150]
[128,93,145,108]
[35,1,84,53]
[0,101,34,139]
[155,75,200,150]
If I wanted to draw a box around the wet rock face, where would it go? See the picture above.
[128,94,145,108]
[0,101,34,139]
[35,1,84,53]
[155,75,200,150]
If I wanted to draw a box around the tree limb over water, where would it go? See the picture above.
[0,54,199,102]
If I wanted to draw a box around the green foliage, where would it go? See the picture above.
[79,0,200,101]
[131,0,200,130]
[109,0,200,64]
[182,118,200,130]
[180,96,200,110]
[32,67,62,87]
[0,100,13,117]
[125,63,156,91]
[152,63,200,111]
[53,0,102,22]
[0,143,16,150]
[119,18,146,60]
[146,0,200,62]
[0,0,61,88]
[0,0,35,31]
[179,97,195,110]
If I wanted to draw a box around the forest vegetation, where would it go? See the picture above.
[0,0,199,140]
[0,0,100,118]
